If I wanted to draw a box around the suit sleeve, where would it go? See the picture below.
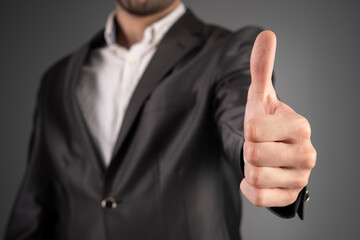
[4,71,57,239]
[213,26,307,219]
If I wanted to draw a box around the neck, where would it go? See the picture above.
[114,0,181,49]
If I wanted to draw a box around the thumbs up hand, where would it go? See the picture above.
[240,31,316,207]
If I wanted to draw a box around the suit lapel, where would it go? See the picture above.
[67,30,108,174]
[109,10,206,166]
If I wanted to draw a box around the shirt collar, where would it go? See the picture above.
[104,2,186,48]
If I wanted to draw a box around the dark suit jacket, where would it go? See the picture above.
[5,9,307,240]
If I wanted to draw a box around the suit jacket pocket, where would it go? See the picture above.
[142,93,196,114]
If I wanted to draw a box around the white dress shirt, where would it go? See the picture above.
[77,3,186,166]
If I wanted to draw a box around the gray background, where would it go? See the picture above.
[1,0,359,239]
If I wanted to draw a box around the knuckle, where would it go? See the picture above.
[301,118,312,139]
[244,141,258,164]
[296,116,311,140]
[252,189,264,207]
[304,145,317,169]
[246,165,260,186]
[245,120,257,141]
[296,143,317,169]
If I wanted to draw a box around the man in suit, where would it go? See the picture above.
[5,0,316,239]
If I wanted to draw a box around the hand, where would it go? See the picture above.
[240,31,316,207]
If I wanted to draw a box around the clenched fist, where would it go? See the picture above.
[240,31,316,207]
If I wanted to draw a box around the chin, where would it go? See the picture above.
[117,0,176,16]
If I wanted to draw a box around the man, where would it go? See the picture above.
[5,0,316,239]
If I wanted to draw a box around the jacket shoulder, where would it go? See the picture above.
[39,29,103,96]
[38,54,72,96]
[203,23,263,43]
[225,25,264,52]
[212,25,263,78]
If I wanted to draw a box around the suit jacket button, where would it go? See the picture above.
[101,197,117,209]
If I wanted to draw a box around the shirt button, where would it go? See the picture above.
[101,197,118,210]
[154,39,161,46]
[128,60,136,66]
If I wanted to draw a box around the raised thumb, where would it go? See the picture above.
[249,30,277,100]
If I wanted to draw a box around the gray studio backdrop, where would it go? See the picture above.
[1,0,359,239]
